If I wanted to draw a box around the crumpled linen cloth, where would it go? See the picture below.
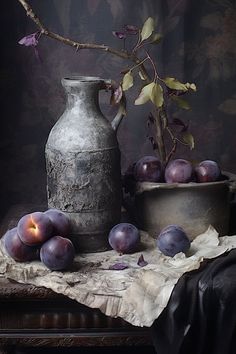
[1,226,236,328]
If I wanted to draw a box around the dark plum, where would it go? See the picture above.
[134,156,162,182]
[40,236,75,271]
[108,223,140,254]
[156,225,190,257]
[44,209,70,237]
[195,160,221,183]
[165,159,194,183]
[3,227,39,262]
[17,211,53,246]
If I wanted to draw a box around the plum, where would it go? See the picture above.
[134,156,162,183]
[195,160,221,183]
[3,227,39,262]
[156,225,190,257]
[108,223,140,254]
[165,159,194,183]
[40,236,75,271]
[44,209,70,237]
[17,211,53,246]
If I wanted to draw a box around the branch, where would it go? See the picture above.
[17,0,141,61]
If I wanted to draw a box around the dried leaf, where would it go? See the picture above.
[185,82,197,91]
[122,71,133,91]
[109,262,129,270]
[150,83,164,108]
[164,78,197,93]
[172,96,191,110]
[172,118,187,128]
[164,77,188,91]
[141,17,155,41]
[134,82,155,105]
[182,132,195,150]
[150,33,163,44]
[137,254,148,267]
[138,71,146,80]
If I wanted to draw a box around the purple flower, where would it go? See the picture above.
[124,25,139,35]
[18,32,40,47]
[110,85,123,105]
[112,31,127,39]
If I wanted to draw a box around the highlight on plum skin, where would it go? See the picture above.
[195,160,221,183]
[40,236,75,271]
[164,159,194,183]
[134,155,162,183]
[17,211,53,246]
[108,222,140,254]
[156,225,191,257]
[44,209,70,237]
[3,227,39,262]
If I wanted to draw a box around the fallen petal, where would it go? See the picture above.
[109,262,129,270]
[137,254,148,267]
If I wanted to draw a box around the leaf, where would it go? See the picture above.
[150,33,162,44]
[164,78,197,93]
[138,71,146,80]
[122,71,133,91]
[182,132,195,150]
[134,82,155,105]
[150,83,164,108]
[164,77,188,91]
[141,17,155,41]
[172,96,191,110]
[185,82,197,92]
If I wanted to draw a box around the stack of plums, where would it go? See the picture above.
[3,209,75,271]
[133,156,222,184]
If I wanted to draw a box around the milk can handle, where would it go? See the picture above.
[101,79,126,133]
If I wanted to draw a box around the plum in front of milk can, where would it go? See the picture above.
[156,225,190,257]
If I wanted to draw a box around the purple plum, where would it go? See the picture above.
[40,236,75,271]
[195,160,221,183]
[108,223,140,254]
[134,156,162,182]
[44,209,70,237]
[3,227,39,262]
[156,225,190,257]
[165,159,194,183]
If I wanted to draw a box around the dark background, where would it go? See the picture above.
[1,0,236,219]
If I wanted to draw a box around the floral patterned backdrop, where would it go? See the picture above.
[1,0,236,218]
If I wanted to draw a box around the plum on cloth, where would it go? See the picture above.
[1,226,236,327]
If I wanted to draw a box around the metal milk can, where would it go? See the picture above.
[45,76,125,252]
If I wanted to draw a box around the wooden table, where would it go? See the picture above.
[0,205,152,353]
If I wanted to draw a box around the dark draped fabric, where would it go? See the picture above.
[151,249,236,354]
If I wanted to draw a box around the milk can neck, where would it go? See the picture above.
[62,77,104,110]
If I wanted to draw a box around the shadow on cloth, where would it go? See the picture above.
[151,249,236,354]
